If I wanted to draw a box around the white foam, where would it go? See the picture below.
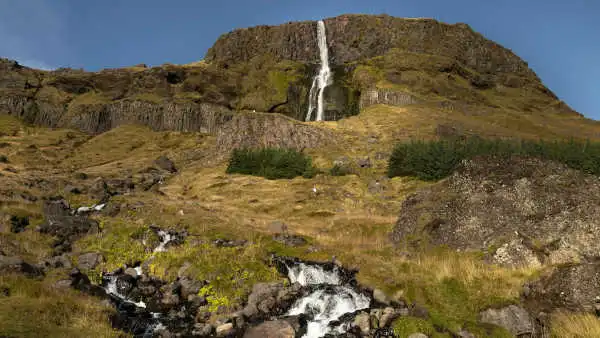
[286,263,341,286]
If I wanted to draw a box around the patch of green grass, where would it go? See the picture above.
[388,137,600,180]
[226,148,318,180]
[392,317,447,338]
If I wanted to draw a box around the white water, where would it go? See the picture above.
[285,263,370,338]
[305,20,332,122]
[103,274,147,308]
[153,230,174,253]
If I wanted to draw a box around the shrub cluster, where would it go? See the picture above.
[388,137,600,181]
[226,148,317,180]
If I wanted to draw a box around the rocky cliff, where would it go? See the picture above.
[0,14,582,140]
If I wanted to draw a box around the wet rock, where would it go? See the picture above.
[353,312,370,334]
[380,307,402,328]
[244,320,295,338]
[215,323,234,337]
[0,255,44,278]
[124,267,139,278]
[155,156,178,173]
[192,323,214,336]
[273,234,307,247]
[116,274,136,295]
[9,215,29,233]
[70,268,107,298]
[38,198,100,252]
[242,282,303,320]
[77,252,104,270]
[479,305,533,337]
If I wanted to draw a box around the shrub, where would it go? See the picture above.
[226,148,317,180]
[388,137,600,181]
[0,155,7,163]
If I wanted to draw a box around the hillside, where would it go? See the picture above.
[1,13,600,338]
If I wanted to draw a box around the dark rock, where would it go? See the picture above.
[479,305,533,337]
[192,323,214,336]
[77,252,104,270]
[213,238,247,247]
[242,282,304,320]
[179,277,205,299]
[69,268,108,298]
[4,166,17,173]
[63,184,82,194]
[0,255,44,278]
[9,215,29,233]
[74,172,88,180]
[154,156,178,173]
[43,254,72,269]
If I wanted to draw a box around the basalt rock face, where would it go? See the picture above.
[207,14,541,87]
[0,14,575,137]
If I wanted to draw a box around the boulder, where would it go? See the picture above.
[523,262,600,314]
[373,288,391,305]
[192,323,213,336]
[353,312,370,335]
[179,276,205,299]
[77,252,104,270]
[356,157,372,168]
[0,255,44,277]
[154,156,178,173]
[244,320,295,338]
[392,157,600,268]
[215,323,234,337]
[479,305,533,336]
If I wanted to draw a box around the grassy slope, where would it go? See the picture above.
[2,97,600,336]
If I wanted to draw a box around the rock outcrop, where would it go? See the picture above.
[1,14,575,136]
[391,156,600,268]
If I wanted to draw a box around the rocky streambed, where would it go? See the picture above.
[67,247,408,338]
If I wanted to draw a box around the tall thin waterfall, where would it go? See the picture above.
[305,20,332,122]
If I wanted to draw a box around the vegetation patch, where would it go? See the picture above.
[551,312,600,338]
[0,274,124,338]
[388,137,600,181]
[226,148,318,180]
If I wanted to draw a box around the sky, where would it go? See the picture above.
[0,0,598,120]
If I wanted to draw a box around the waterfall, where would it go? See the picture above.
[285,261,370,338]
[305,20,332,122]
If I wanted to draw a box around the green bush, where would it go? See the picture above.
[226,148,317,180]
[0,155,7,163]
[388,137,600,181]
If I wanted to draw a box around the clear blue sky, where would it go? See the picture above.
[1,0,598,119]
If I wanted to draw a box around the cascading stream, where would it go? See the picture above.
[306,20,332,122]
[285,261,371,338]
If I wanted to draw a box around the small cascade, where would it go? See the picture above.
[306,20,332,122]
[283,259,371,338]
[153,230,175,253]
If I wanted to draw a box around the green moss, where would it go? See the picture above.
[392,317,444,338]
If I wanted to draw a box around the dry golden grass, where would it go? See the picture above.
[0,274,127,338]
[551,312,600,338]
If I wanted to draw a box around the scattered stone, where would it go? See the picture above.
[479,305,533,336]
[244,320,295,338]
[74,172,88,180]
[356,157,372,168]
[213,238,247,247]
[77,252,104,270]
[192,323,213,336]
[4,166,17,173]
[273,234,307,247]
[43,254,72,269]
[457,329,476,338]
[215,323,234,337]
[242,282,303,320]
[154,156,178,173]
